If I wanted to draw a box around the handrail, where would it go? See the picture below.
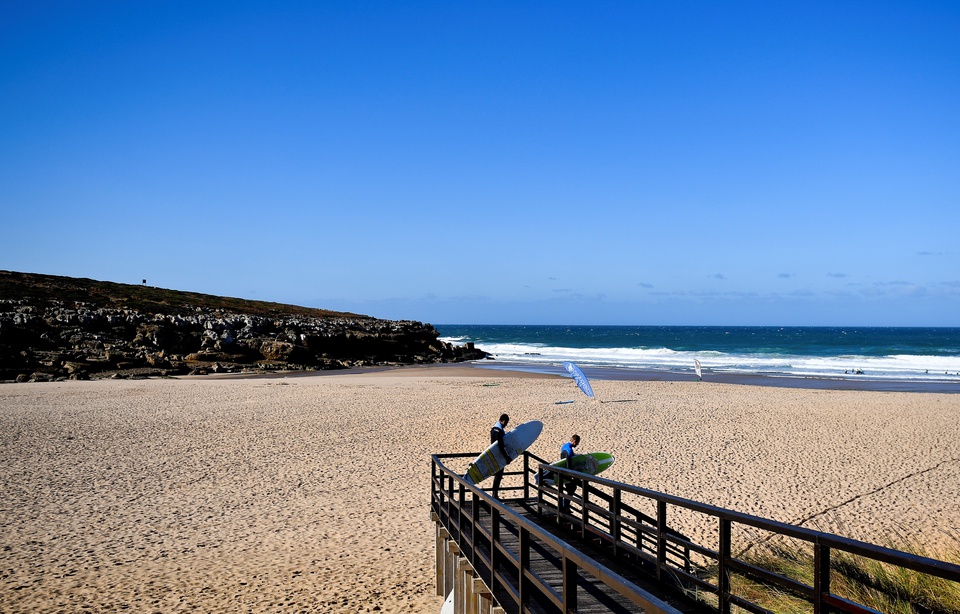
[431,450,960,614]
[532,457,960,613]
[537,460,960,578]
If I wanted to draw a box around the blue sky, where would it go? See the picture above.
[2,1,958,326]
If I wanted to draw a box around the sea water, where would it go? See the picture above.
[436,325,960,385]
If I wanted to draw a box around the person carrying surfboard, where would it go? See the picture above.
[490,414,510,498]
[559,434,580,512]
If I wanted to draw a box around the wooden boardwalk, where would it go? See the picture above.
[433,452,960,614]
[461,497,708,614]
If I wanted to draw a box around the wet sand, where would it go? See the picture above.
[2,367,958,612]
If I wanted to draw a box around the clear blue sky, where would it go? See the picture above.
[2,1,958,326]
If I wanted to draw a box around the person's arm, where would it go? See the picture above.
[495,428,509,459]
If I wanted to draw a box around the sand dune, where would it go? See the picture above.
[2,368,958,612]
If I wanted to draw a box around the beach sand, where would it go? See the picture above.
[2,367,958,612]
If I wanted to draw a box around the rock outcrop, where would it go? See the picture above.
[0,271,488,382]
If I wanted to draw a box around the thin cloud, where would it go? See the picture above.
[841,280,928,298]
[778,273,794,279]
[638,282,654,288]
[827,273,849,278]
[710,273,726,280]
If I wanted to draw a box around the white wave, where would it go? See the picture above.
[439,335,470,343]
[446,339,960,382]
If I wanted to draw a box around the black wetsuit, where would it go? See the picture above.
[491,422,507,497]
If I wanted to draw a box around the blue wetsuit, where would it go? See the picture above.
[559,440,578,509]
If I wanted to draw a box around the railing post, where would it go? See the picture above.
[471,494,480,569]
[719,518,731,614]
[581,480,590,540]
[446,474,454,531]
[557,473,565,522]
[536,466,544,517]
[519,527,530,610]
[563,555,578,614]
[637,507,646,554]
[656,500,667,582]
[612,488,621,558]
[431,459,436,512]
[491,506,500,595]
[523,453,530,500]
[457,481,465,544]
[814,542,831,614]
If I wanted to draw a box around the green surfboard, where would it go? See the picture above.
[537,451,614,485]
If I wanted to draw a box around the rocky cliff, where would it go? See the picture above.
[0,271,488,382]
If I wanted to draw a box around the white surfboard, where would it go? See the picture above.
[464,420,543,484]
[440,589,454,614]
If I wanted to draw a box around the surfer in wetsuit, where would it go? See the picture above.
[491,413,510,498]
[559,434,580,513]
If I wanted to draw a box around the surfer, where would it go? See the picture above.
[490,413,510,498]
[559,434,580,512]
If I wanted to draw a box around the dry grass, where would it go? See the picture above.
[688,533,960,613]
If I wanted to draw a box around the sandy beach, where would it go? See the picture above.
[2,367,958,613]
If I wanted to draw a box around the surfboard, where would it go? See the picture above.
[440,590,454,614]
[463,420,543,485]
[536,451,615,485]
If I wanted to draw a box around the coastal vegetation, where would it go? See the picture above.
[693,534,960,613]
[0,270,362,318]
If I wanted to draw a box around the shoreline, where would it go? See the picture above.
[470,361,960,393]
[225,360,960,394]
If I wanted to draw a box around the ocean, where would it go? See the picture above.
[435,325,960,392]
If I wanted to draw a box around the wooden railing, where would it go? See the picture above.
[431,452,685,613]
[432,451,960,614]
[526,452,694,576]
[531,456,960,613]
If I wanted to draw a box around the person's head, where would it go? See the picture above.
[499,413,510,427]
[570,434,580,447]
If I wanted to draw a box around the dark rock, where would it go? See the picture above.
[0,270,489,381]
[63,361,87,375]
